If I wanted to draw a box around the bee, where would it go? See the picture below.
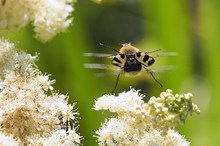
[110,43,162,92]
[84,43,166,93]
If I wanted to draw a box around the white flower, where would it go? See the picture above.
[96,117,139,146]
[30,129,80,146]
[0,132,21,146]
[94,89,145,113]
[94,88,200,146]
[0,0,76,42]
[0,38,81,145]
[0,38,16,78]
[140,129,190,146]
[33,0,76,42]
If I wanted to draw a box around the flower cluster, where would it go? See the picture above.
[146,89,200,134]
[94,88,200,146]
[0,38,80,145]
[0,0,76,42]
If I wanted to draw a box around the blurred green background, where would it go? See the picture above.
[3,0,220,145]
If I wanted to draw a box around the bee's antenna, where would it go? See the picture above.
[143,65,163,87]
[112,73,120,93]
[146,49,161,54]
[99,43,120,54]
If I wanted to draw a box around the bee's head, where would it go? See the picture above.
[125,54,138,64]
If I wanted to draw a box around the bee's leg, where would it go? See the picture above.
[112,72,120,93]
[143,66,163,87]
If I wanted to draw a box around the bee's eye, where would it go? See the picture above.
[120,53,125,59]
[136,52,141,57]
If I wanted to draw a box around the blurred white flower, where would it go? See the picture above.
[94,88,200,146]
[0,0,76,42]
[0,38,81,145]
[30,129,80,146]
[94,89,145,113]
[139,129,190,146]
[92,0,102,3]
[0,132,21,146]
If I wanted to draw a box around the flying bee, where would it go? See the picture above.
[84,43,176,93]
[110,43,162,92]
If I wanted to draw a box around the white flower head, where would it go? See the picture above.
[0,131,21,146]
[94,88,200,146]
[0,0,76,42]
[0,38,81,145]
[140,129,190,146]
[96,118,134,146]
[0,38,16,78]
[94,88,145,114]
[31,129,80,146]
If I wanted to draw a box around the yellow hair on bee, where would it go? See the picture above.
[119,44,140,55]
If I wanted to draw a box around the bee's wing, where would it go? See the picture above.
[83,53,120,77]
[83,63,109,69]
[145,51,177,74]
[83,63,120,77]
[149,65,176,74]
[141,51,177,74]
[142,65,176,87]
[83,53,115,58]
[155,52,178,57]
[145,51,178,58]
